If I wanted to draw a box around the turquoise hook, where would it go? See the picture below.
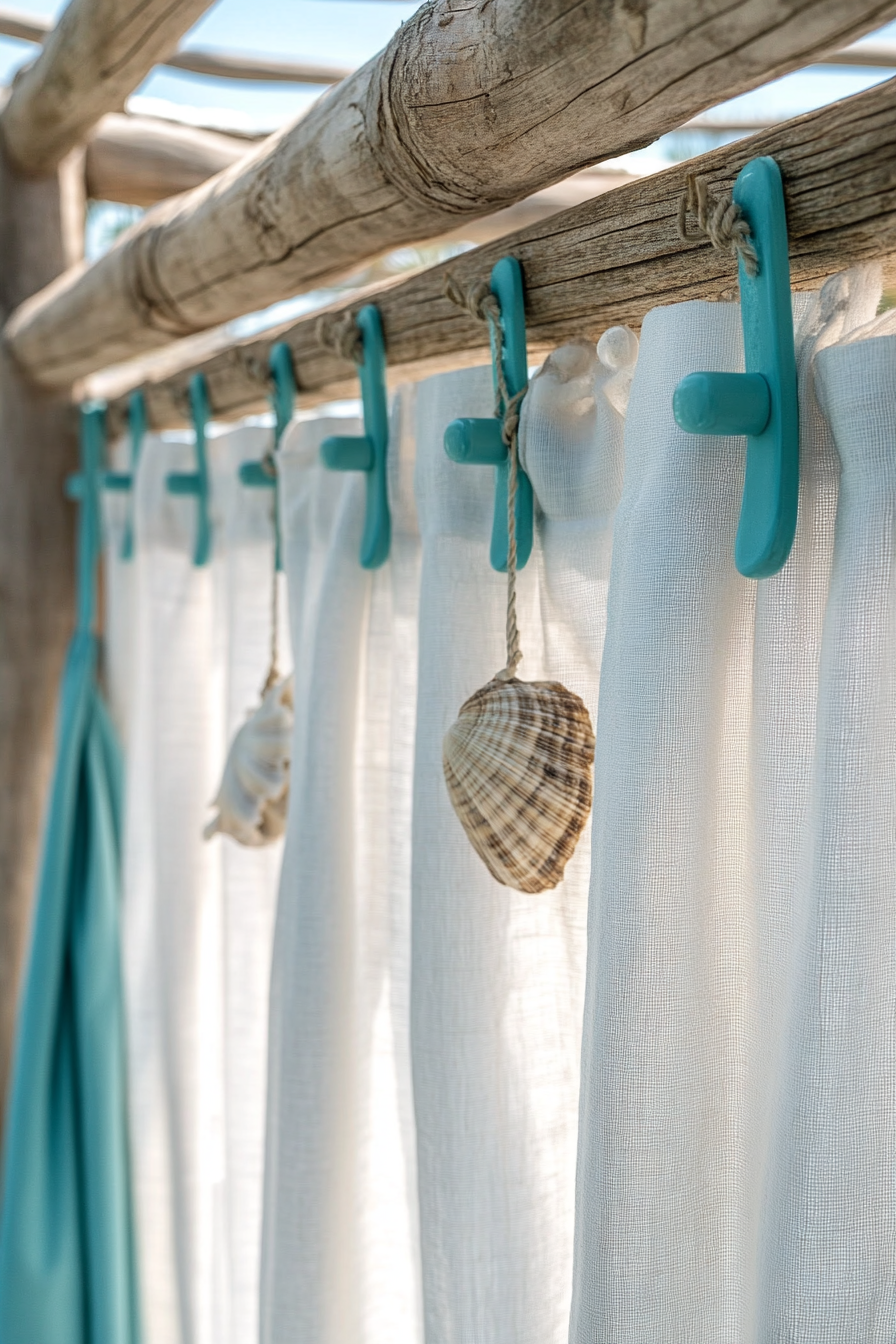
[166,373,212,566]
[319,305,391,569]
[102,390,146,560]
[66,403,105,632]
[238,342,296,571]
[443,256,534,573]
[673,156,799,579]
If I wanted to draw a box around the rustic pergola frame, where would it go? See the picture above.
[2,0,896,1145]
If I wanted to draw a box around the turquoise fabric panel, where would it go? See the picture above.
[0,405,140,1343]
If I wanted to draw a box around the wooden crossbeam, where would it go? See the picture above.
[0,5,352,86]
[86,114,252,207]
[0,0,220,175]
[88,76,896,440]
[9,0,896,389]
[0,4,894,86]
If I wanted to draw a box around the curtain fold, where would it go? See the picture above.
[410,345,625,1344]
[260,402,423,1344]
[119,423,285,1344]
[569,272,889,1344]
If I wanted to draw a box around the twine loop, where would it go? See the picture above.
[444,272,525,680]
[677,173,759,278]
[316,310,363,363]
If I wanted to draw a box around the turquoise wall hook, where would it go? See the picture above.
[238,342,296,571]
[672,156,799,579]
[166,373,212,566]
[319,305,391,569]
[102,390,146,560]
[443,255,534,573]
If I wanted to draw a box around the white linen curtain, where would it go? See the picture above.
[113,265,896,1344]
[260,400,424,1344]
[409,345,626,1344]
[107,424,287,1344]
[259,346,629,1344]
[569,266,895,1344]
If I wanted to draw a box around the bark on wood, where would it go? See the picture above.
[10,0,896,389]
[87,76,896,438]
[86,114,251,207]
[0,146,85,1148]
[0,0,218,176]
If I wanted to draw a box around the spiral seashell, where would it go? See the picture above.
[443,677,595,893]
[205,675,294,847]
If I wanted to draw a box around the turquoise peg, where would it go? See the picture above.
[320,305,391,569]
[673,156,799,579]
[443,255,534,572]
[166,373,212,566]
[237,341,295,570]
[101,390,146,560]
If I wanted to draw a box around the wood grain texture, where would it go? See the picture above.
[87,76,896,438]
[86,114,252,206]
[0,0,218,175]
[0,146,85,1147]
[10,0,896,387]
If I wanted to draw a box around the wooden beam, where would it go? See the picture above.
[0,0,219,177]
[0,6,358,86]
[163,48,352,86]
[86,114,251,207]
[0,145,85,1148]
[88,75,896,441]
[9,0,896,390]
[0,3,895,84]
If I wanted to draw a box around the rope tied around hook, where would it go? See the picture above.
[677,173,760,278]
[444,272,526,680]
[315,309,364,364]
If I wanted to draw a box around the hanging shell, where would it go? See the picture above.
[205,675,294,847]
[443,677,595,893]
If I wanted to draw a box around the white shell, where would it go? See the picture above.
[204,676,294,847]
[443,676,595,893]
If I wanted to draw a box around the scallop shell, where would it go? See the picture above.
[204,675,294,847]
[443,677,595,893]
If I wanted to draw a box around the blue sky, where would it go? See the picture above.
[1,1,895,133]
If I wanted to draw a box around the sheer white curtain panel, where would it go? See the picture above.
[409,339,628,1344]
[105,424,287,1344]
[569,265,894,1344]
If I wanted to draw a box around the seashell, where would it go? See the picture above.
[205,675,294,847]
[443,677,595,893]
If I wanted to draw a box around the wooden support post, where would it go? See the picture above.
[8,0,896,388]
[0,147,85,1144]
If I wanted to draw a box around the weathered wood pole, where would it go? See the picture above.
[0,148,85,1142]
[8,0,896,386]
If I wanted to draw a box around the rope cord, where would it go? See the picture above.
[315,309,363,363]
[677,173,759,278]
[444,274,526,680]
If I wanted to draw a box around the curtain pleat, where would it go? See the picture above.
[569,273,889,1344]
[119,425,284,1344]
[260,404,424,1344]
[410,347,624,1344]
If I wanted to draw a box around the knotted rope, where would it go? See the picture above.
[677,173,759,278]
[444,273,526,680]
[315,309,364,363]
